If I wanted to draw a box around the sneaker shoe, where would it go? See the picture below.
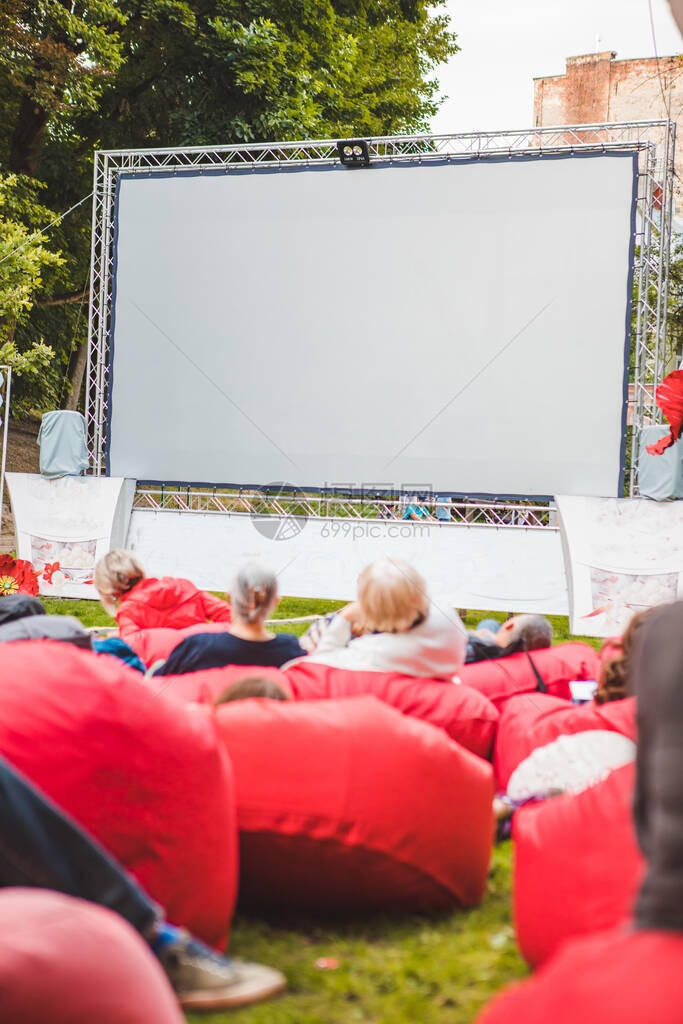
[157,928,286,1011]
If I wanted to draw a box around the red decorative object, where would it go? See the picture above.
[0,555,40,598]
[42,562,61,584]
[646,369,683,455]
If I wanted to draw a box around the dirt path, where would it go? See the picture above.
[1,419,41,553]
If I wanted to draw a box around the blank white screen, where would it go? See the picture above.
[109,153,635,495]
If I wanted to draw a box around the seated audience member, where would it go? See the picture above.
[95,550,232,630]
[0,593,91,648]
[155,562,306,675]
[295,559,466,679]
[215,676,290,705]
[478,601,683,1024]
[0,753,284,1011]
[402,494,432,521]
[594,607,654,704]
[466,613,552,664]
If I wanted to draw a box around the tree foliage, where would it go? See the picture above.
[0,0,457,416]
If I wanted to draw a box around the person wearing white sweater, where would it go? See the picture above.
[288,559,466,680]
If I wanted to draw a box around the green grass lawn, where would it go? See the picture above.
[38,595,600,1022]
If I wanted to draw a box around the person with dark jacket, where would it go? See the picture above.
[0,594,91,648]
[156,561,305,675]
[465,614,552,664]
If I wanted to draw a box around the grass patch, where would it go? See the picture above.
[187,844,527,1024]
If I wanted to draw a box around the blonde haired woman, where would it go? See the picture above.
[294,559,466,680]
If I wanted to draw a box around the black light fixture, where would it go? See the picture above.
[337,139,370,168]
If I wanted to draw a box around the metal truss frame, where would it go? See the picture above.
[133,487,556,530]
[88,119,676,518]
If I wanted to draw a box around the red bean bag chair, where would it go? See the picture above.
[0,889,183,1024]
[144,664,292,706]
[216,696,494,912]
[121,622,230,668]
[459,643,600,707]
[513,763,644,967]
[477,927,683,1024]
[0,641,238,948]
[282,660,499,760]
[495,694,636,788]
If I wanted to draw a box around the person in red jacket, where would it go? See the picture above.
[94,550,231,633]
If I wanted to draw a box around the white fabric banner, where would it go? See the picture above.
[126,510,569,613]
[557,494,683,636]
[7,473,135,599]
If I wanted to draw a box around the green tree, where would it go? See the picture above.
[0,174,61,413]
[0,1,457,415]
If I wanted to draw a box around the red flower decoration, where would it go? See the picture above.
[646,369,683,455]
[0,555,40,597]
[42,562,61,584]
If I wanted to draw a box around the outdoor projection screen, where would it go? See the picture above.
[108,152,637,496]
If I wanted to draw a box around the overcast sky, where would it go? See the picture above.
[431,0,682,133]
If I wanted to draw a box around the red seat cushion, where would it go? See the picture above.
[0,889,183,1024]
[495,694,636,788]
[0,641,238,949]
[513,763,644,967]
[121,622,230,668]
[459,643,600,707]
[477,928,683,1024]
[144,665,292,705]
[283,660,499,760]
[216,696,494,913]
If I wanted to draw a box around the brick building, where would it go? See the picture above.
[533,51,683,215]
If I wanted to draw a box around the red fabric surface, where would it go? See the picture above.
[0,889,183,1024]
[477,928,683,1024]
[282,660,499,759]
[645,368,683,454]
[216,696,494,912]
[122,621,230,668]
[494,694,637,788]
[513,763,644,967]
[117,577,231,664]
[0,641,238,948]
[144,664,292,705]
[458,643,600,707]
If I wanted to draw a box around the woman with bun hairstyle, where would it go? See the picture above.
[154,561,306,675]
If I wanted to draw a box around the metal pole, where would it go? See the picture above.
[0,366,13,538]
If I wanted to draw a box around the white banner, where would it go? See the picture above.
[127,510,569,613]
[7,473,135,599]
[557,494,683,636]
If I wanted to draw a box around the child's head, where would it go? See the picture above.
[229,560,279,624]
[94,549,145,614]
[215,676,290,705]
[357,558,429,634]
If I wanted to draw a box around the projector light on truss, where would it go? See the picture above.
[337,139,370,168]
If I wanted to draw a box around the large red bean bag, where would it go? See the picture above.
[0,641,238,948]
[283,660,499,760]
[120,622,230,668]
[0,889,183,1024]
[495,694,636,788]
[144,664,292,706]
[477,927,683,1024]
[513,763,644,967]
[459,643,600,706]
[215,696,494,912]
